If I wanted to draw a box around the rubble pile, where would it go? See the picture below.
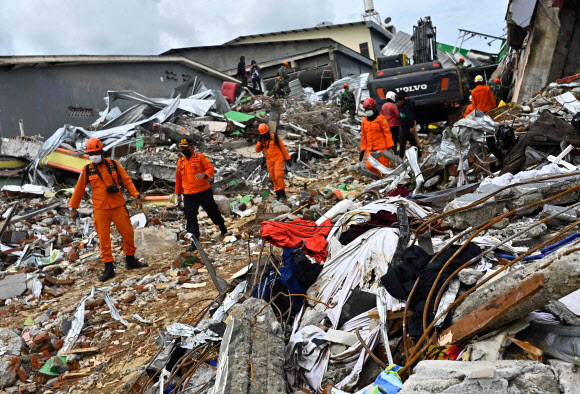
[2,66,580,394]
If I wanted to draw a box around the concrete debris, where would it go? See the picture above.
[212,298,285,393]
[2,5,580,394]
[401,360,560,393]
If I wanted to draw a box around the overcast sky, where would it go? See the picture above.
[0,0,509,56]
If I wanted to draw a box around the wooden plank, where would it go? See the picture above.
[438,274,545,346]
[368,310,412,320]
[507,336,544,361]
[59,347,99,355]
[60,372,91,380]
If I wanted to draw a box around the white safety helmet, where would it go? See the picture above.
[386,91,397,102]
[474,75,484,83]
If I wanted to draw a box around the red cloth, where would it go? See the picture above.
[260,218,332,262]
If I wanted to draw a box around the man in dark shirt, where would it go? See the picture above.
[236,56,248,88]
[396,92,419,159]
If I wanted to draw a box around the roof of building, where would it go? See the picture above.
[0,55,239,83]
[161,38,338,55]
[381,31,414,58]
[224,20,393,45]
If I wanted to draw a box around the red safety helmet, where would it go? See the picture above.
[494,78,500,84]
[343,83,349,88]
[258,123,270,134]
[283,62,289,67]
[363,98,376,110]
[459,57,465,62]
[86,137,103,153]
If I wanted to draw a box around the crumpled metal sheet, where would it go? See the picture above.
[58,287,96,354]
[406,146,424,193]
[162,281,248,350]
[376,286,394,365]
[211,280,247,323]
[103,290,130,327]
[431,110,495,166]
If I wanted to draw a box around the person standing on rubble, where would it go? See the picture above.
[360,98,394,177]
[175,138,228,251]
[491,78,514,103]
[456,57,471,102]
[236,56,248,88]
[250,60,262,94]
[381,91,400,154]
[276,62,290,98]
[340,83,357,124]
[69,138,147,282]
[464,75,497,117]
[396,92,420,159]
[256,123,291,201]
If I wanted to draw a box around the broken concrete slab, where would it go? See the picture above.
[133,228,178,259]
[540,204,578,228]
[444,174,580,230]
[0,273,27,300]
[450,244,580,334]
[400,360,560,393]
[0,136,43,161]
[212,298,285,393]
[0,356,20,389]
[0,328,25,357]
[548,359,580,394]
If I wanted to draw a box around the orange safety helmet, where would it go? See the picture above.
[283,62,289,67]
[277,76,281,80]
[86,137,103,152]
[459,57,465,62]
[258,123,270,134]
[494,78,500,84]
[343,83,349,88]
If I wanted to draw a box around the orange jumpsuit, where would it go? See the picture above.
[256,134,291,191]
[175,152,214,195]
[462,103,474,118]
[361,114,395,176]
[464,84,497,116]
[69,159,140,264]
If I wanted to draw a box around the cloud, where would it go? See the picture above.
[0,0,509,55]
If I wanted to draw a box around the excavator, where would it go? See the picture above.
[368,17,464,124]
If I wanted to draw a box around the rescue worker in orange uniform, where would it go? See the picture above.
[175,138,228,252]
[69,138,147,282]
[464,75,497,117]
[255,123,291,201]
[360,98,395,177]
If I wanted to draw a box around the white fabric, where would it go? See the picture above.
[479,163,565,188]
[308,227,400,328]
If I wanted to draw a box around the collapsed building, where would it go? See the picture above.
[2,2,580,394]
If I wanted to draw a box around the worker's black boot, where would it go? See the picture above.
[98,262,116,282]
[276,190,281,201]
[126,255,148,269]
[279,190,288,202]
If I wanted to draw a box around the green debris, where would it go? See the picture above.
[240,195,251,205]
[261,190,270,198]
[230,130,241,136]
[230,180,238,185]
[39,356,67,376]
[136,134,144,151]
[181,256,198,267]
[224,111,256,122]
[24,317,35,326]
[328,137,339,142]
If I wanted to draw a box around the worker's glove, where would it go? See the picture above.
[359,151,365,162]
